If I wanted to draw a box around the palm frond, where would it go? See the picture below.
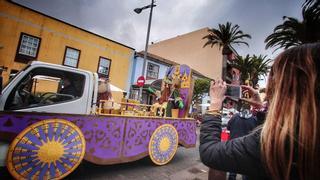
[203,22,251,54]
[231,54,272,86]
[265,1,320,51]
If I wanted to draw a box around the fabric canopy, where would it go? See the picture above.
[109,83,126,92]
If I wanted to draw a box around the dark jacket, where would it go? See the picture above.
[199,114,269,179]
[227,114,257,139]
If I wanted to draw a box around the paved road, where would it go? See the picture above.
[0,127,210,180]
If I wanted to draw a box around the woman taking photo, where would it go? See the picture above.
[199,43,320,180]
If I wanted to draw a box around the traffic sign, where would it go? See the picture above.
[137,76,145,87]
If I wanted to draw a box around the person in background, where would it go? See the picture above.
[227,104,258,140]
[60,77,78,97]
[227,102,258,180]
[199,43,320,179]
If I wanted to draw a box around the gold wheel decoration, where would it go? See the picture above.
[149,124,178,165]
[7,119,85,180]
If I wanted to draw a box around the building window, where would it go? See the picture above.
[97,57,111,78]
[15,33,41,63]
[63,47,80,68]
[146,62,159,80]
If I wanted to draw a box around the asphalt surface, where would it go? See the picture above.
[0,127,211,180]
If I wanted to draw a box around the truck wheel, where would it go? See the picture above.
[148,124,178,165]
[6,119,85,180]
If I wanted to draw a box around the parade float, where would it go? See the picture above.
[0,61,196,179]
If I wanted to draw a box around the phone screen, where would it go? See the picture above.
[225,85,241,99]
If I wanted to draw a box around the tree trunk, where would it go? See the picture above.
[222,55,227,81]
[222,46,232,81]
[222,46,232,55]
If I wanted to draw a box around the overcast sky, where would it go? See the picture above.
[14,0,302,59]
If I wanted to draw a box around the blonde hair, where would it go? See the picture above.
[261,43,320,180]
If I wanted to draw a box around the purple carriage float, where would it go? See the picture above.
[0,61,196,179]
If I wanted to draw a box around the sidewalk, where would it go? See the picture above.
[169,161,209,180]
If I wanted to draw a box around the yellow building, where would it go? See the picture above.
[0,0,135,101]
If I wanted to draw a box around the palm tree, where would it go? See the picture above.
[265,0,320,50]
[230,55,253,84]
[250,55,272,87]
[231,55,272,87]
[203,22,252,55]
[203,22,251,83]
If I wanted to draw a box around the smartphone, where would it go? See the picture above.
[225,84,241,99]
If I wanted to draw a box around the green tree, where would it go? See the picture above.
[231,55,272,87]
[231,55,253,84]
[250,55,272,87]
[203,22,252,55]
[192,78,210,105]
[265,0,320,50]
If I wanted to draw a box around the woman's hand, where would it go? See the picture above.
[240,85,263,108]
[209,79,227,111]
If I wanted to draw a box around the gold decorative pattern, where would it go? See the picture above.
[6,119,86,180]
[148,124,178,165]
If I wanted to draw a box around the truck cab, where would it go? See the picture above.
[0,61,99,167]
[0,61,98,115]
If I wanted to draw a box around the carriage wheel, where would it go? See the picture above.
[148,124,178,165]
[7,119,85,180]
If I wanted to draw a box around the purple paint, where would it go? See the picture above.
[0,112,196,165]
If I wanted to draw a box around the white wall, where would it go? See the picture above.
[201,93,210,114]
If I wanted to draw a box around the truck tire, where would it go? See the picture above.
[148,124,178,165]
[6,119,85,180]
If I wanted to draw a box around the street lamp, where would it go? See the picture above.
[134,0,156,103]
